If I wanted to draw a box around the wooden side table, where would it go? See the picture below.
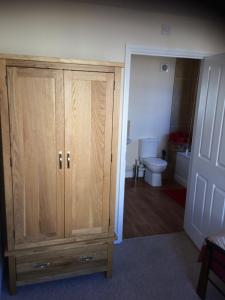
[197,234,225,299]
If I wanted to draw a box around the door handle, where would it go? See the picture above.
[59,151,63,169]
[80,255,94,262]
[67,152,70,169]
[33,262,50,270]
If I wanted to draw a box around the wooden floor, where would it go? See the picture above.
[123,178,185,239]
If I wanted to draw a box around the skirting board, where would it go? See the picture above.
[125,169,144,178]
[125,170,133,178]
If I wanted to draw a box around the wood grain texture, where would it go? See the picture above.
[123,179,184,239]
[6,232,116,253]
[7,67,65,247]
[17,265,107,287]
[15,243,108,286]
[64,71,114,238]
[5,235,116,258]
[16,243,107,277]
[105,242,113,278]
[8,256,16,295]
[0,59,15,251]
[0,53,124,67]
[1,56,122,291]
[109,67,123,233]
[6,60,115,73]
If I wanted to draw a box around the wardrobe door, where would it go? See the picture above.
[7,67,64,248]
[64,71,114,237]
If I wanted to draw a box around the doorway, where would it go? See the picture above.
[116,47,225,249]
[123,54,201,239]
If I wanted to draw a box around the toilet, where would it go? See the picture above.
[139,138,167,187]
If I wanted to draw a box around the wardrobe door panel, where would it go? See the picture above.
[7,67,64,248]
[64,71,114,237]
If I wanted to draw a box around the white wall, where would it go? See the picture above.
[0,2,225,62]
[126,55,176,176]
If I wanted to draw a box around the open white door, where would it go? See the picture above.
[184,53,225,249]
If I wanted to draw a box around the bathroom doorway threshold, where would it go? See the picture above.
[123,178,185,239]
[116,45,209,243]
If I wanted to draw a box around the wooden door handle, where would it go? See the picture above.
[67,152,70,169]
[59,152,63,169]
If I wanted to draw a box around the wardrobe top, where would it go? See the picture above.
[0,53,124,68]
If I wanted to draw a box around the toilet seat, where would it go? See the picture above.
[143,157,167,169]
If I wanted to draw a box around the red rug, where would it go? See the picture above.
[163,188,187,208]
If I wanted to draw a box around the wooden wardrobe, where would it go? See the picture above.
[0,54,123,294]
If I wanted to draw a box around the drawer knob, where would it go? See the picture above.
[80,255,94,262]
[33,262,50,269]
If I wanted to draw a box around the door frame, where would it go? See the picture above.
[115,44,211,243]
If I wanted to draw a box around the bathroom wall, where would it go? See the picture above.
[165,58,201,180]
[170,58,200,135]
[126,55,176,177]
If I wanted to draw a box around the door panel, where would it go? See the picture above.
[199,66,221,160]
[7,67,64,247]
[184,54,225,248]
[192,174,207,231]
[209,186,225,235]
[64,71,114,237]
[217,103,225,168]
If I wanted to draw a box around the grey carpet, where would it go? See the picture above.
[1,232,224,300]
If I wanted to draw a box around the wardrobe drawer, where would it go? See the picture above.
[16,243,108,284]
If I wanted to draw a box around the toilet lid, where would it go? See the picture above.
[143,157,167,168]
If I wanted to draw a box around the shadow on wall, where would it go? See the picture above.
[165,58,200,181]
